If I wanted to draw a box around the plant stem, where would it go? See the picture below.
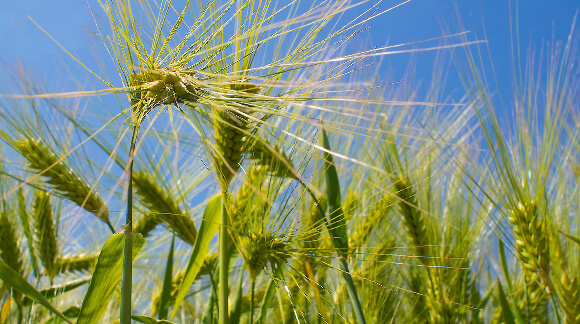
[219,197,229,324]
[249,280,255,324]
[120,126,138,324]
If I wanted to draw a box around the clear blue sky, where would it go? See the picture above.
[0,0,578,96]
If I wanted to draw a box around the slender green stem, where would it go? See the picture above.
[249,280,255,324]
[219,197,229,324]
[120,126,138,324]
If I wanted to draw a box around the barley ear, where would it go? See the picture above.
[17,188,40,276]
[15,138,112,230]
[392,177,428,257]
[561,272,580,324]
[55,253,98,275]
[508,200,551,292]
[132,171,197,245]
[213,109,249,186]
[0,210,23,276]
[33,191,58,280]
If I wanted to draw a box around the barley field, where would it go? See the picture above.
[0,1,578,323]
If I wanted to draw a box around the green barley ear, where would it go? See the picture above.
[508,200,551,291]
[18,188,40,276]
[0,210,23,276]
[55,253,98,275]
[212,108,250,186]
[239,232,287,282]
[229,166,269,234]
[33,191,57,279]
[392,177,428,256]
[129,68,201,126]
[14,138,112,230]
[507,200,551,322]
[249,139,297,179]
[132,171,197,245]
[561,272,580,324]
[132,213,162,239]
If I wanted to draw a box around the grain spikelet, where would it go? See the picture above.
[0,210,23,275]
[55,253,98,275]
[132,213,162,238]
[561,272,580,324]
[17,188,40,276]
[132,171,197,245]
[392,177,428,256]
[15,138,111,227]
[33,191,57,279]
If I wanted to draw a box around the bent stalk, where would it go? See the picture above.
[120,126,138,324]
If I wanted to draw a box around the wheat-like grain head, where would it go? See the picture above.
[132,171,197,245]
[32,191,57,279]
[0,210,23,276]
[15,138,111,229]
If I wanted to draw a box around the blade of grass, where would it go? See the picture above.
[496,279,516,324]
[132,314,177,324]
[559,231,580,246]
[22,277,90,306]
[172,194,223,319]
[158,235,176,320]
[0,259,72,323]
[77,231,145,324]
[320,127,366,324]
[497,237,525,323]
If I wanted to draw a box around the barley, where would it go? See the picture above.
[33,191,57,279]
[561,272,580,324]
[213,108,249,185]
[15,138,111,228]
[248,140,297,179]
[55,253,98,275]
[132,213,162,238]
[132,171,197,245]
[129,68,201,125]
[392,177,428,256]
[0,210,23,275]
[507,199,551,323]
[239,231,287,282]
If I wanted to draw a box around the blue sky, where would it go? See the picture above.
[0,0,578,97]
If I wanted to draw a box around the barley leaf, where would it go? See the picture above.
[320,128,348,253]
[77,232,145,324]
[132,314,176,324]
[172,194,222,319]
[158,236,175,320]
[496,279,516,324]
[23,277,90,306]
[320,127,366,324]
[0,259,71,323]
[559,231,580,246]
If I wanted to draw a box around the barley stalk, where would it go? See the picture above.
[15,138,112,231]
[132,171,197,245]
[33,191,57,279]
